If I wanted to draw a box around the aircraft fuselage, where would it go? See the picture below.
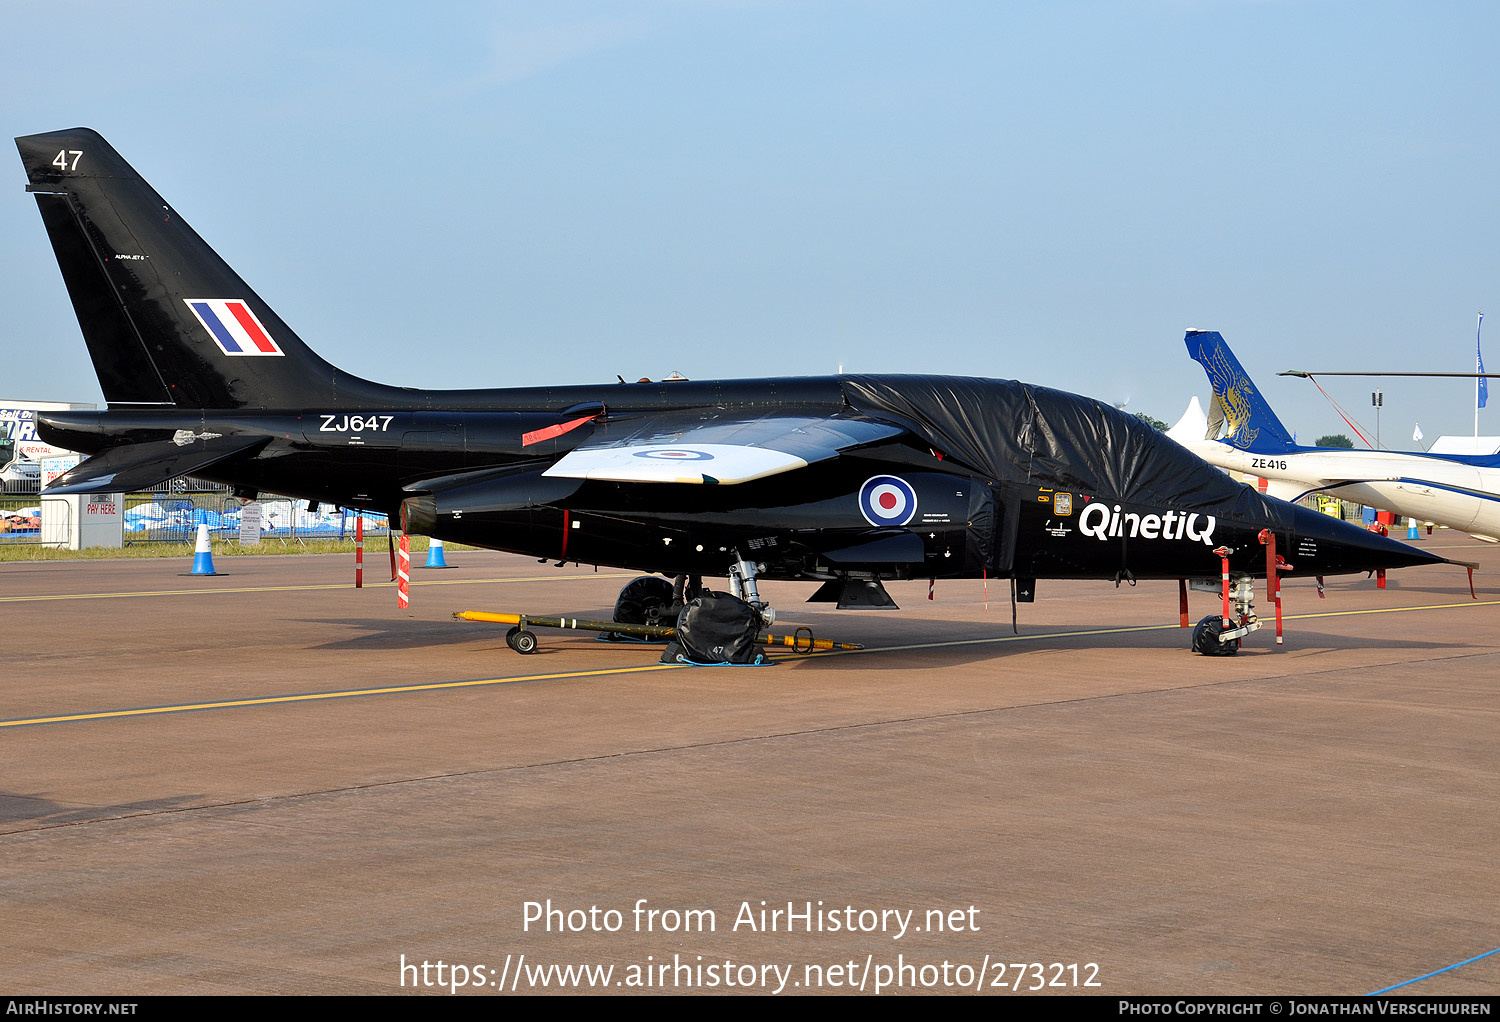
[1176,439,1500,543]
[38,377,1440,584]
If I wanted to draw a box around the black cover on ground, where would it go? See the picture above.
[661,593,767,666]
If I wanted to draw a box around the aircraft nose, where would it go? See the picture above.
[1285,503,1449,575]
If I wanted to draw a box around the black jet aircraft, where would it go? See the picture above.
[14,128,1451,651]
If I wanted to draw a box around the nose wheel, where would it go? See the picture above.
[1192,571,1260,655]
[1191,615,1240,656]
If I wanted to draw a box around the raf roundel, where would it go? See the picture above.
[632,449,715,461]
[858,475,918,526]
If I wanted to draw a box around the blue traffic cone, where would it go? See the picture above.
[1406,517,1419,540]
[424,538,450,568]
[191,524,218,575]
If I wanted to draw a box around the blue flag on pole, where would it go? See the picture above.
[1480,312,1488,410]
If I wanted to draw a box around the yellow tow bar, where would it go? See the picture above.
[453,610,864,655]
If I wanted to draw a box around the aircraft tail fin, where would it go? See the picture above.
[15,127,378,410]
[1183,330,1297,453]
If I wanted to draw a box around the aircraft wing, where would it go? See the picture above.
[43,435,269,494]
[543,411,904,484]
[1262,476,1326,502]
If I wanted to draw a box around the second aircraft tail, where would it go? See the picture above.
[1184,330,1297,454]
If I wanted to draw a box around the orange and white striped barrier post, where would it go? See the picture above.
[397,534,410,609]
[355,514,364,588]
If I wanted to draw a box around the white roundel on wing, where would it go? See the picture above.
[859,475,917,526]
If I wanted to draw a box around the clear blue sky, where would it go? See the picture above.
[3,1,1496,447]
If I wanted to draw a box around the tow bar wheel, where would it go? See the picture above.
[505,626,539,654]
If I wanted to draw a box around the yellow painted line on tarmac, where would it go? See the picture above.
[798,598,1500,659]
[3,596,1496,730]
[0,573,637,604]
[0,662,688,729]
[1284,599,1500,620]
[0,623,1183,729]
[836,622,1180,656]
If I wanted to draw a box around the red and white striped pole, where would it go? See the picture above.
[355,514,364,588]
[397,533,410,609]
[1213,546,1232,628]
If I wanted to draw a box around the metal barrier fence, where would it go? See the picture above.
[0,498,42,543]
[124,496,390,544]
[0,492,389,545]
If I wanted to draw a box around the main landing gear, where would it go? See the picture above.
[727,555,776,628]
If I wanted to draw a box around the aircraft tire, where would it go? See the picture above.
[1191,615,1239,656]
[615,576,677,627]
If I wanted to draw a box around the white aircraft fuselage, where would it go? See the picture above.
[1172,438,1500,543]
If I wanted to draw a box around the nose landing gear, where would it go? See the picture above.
[1193,545,1263,656]
[1191,577,1261,655]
